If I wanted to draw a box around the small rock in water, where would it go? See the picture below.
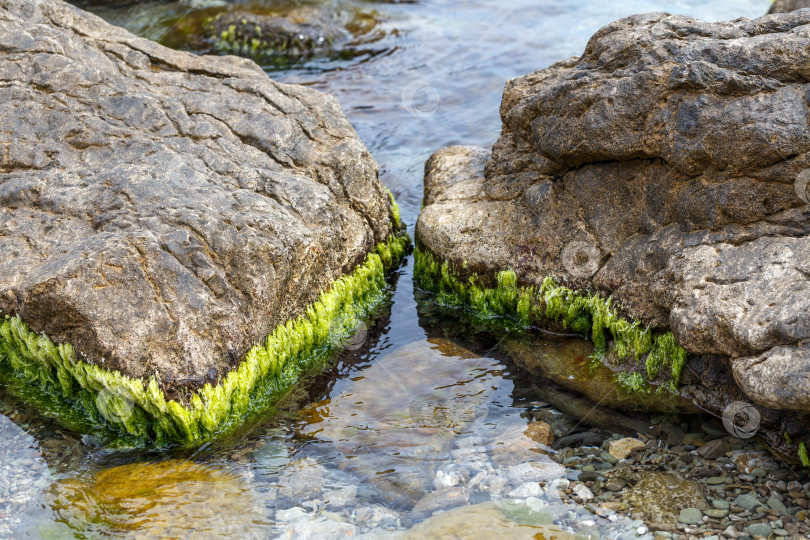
[746,523,773,538]
[508,482,542,498]
[433,470,461,490]
[609,438,646,460]
[722,525,739,538]
[734,493,761,511]
[678,507,704,525]
[767,496,789,516]
[505,461,565,484]
[705,508,728,518]
[354,505,400,529]
[697,439,726,459]
[324,486,357,508]
[412,488,469,514]
[730,451,778,474]
[573,484,594,501]
[490,422,553,465]
[276,507,309,522]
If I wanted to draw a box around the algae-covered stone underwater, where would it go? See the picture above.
[2,0,810,539]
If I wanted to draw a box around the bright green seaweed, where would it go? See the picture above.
[413,246,687,392]
[0,233,409,448]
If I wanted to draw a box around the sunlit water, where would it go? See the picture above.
[1,0,773,537]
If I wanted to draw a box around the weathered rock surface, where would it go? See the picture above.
[416,11,810,425]
[0,0,396,397]
[769,0,810,14]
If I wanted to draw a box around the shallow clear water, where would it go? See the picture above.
[1,0,775,537]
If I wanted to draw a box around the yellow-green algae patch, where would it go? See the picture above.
[0,233,410,448]
[413,246,686,392]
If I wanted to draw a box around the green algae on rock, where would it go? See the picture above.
[157,4,385,68]
[413,246,687,393]
[0,233,409,448]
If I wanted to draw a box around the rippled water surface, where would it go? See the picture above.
[2,0,775,537]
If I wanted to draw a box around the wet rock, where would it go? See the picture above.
[508,482,543,498]
[730,451,778,474]
[705,508,728,518]
[504,461,566,485]
[769,0,810,13]
[604,478,626,492]
[433,470,462,490]
[553,431,607,449]
[734,494,762,511]
[415,10,810,450]
[402,501,570,539]
[277,459,328,501]
[572,484,594,501]
[412,487,469,514]
[46,459,266,536]
[678,507,703,525]
[618,470,708,527]
[324,485,357,509]
[697,439,727,460]
[490,421,553,466]
[609,438,646,461]
[354,505,400,529]
[504,337,696,414]
[277,514,357,540]
[161,4,384,67]
[524,422,554,446]
[0,0,400,440]
[206,9,335,60]
[746,523,773,538]
[767,496,789,516]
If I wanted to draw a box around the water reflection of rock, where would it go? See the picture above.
[503,336,696,414]
[43,459,268,538]
[297,338,500,507]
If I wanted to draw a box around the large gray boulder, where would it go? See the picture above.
[416,12,810,457]
[0,0,402,444]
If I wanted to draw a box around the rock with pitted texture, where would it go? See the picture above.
[0,0,401,443]
[416,11,810,458]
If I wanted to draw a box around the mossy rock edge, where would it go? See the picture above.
[0,233,410,449]
[413,246,687,394]
[414,246,810,466]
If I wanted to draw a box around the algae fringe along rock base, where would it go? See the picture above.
[413,246,687,394]
[0,233,410,448]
